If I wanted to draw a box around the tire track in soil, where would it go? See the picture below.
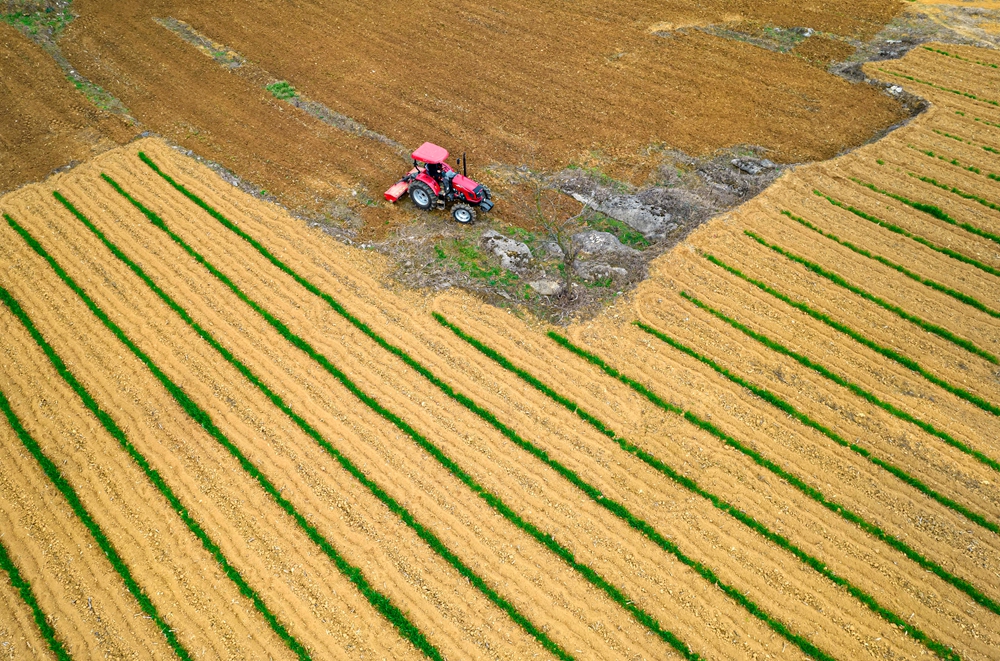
[0,274,304,660]
[692,226,1000,465]
[121,146,932,660]
[94,155,752,661]
[24,159,657,661]
[425,296,1000,661]
[0,201,426,661]
[0,539,61,661]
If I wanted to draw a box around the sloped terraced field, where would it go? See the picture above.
[1,43,999,661]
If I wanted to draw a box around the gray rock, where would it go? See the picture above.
[570,192,670,240]
[573,261,628,282]
[528,280,564,296]
[481,230,532,270]
[537,240,565,261]
[571,231,638,257]
[730,158,777,176]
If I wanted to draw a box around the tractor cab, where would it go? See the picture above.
[384,142,494,224]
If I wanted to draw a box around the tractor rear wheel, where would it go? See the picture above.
[451,203,476,224]
[409,181,435,210]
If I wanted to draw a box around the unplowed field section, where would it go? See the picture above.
[2,43,1000,661]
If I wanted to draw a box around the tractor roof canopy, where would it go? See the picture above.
[411,142,449,164]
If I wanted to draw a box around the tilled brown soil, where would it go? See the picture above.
[3,0,911,233]
[3,42,1000,660]
[0,23,134,195]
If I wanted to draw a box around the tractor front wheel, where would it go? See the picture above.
[409,181,435,210]
[451,203,476,224]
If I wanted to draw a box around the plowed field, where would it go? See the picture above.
[2,43,1000,661]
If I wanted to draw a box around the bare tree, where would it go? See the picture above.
[521,169,587,298]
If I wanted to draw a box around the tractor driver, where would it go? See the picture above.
[425,161,444,184]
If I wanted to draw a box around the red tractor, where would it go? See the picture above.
[384,142,493,223]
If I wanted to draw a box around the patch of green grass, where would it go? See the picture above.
[585,276,614,288]
[1,6,74,36]
[585,212,649,249]
[266,80,297,100]
[435,237,520,287]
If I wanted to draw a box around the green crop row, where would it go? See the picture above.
[52,191,573,661]
[0,286,193,661]
[930,127,1000,156]
[923,45,999,69]
[911,144,1000,182]
[557,292,1000,622]
[134,151,853,661]
[126,157,705,660]
[852,177,1000,247]
[635,319,997,535]
[877,67,1000,106]
[958,110,1000,130]
[813,189,1000,278]
[16,200,313,660]
[911,145,982,174]
[5,208,440,661]
[909,171,1000,218]
[700,251,1000,473]
[433,313,961,661]
[0,494,73,661]
[547,324,998,619]
[783,209,1000,320]
[746,229,1000,367]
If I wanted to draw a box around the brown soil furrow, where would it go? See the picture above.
[828,154,1000,251]
[34,169,667,660]
[774,175,1000,308]
[0,544,57,661]
[85,157,787,661]
[95,146,944,660]
[739,196,1000,407]
[0,395,171,660]
[0,289,300,660]
[650,249,1000,569]
[889,48,1000,99]
[430,294,1000,660]
[672,232,1000,470]
[864,142,1000,239]
[691,225,1000,459]
[0,205,425,661]
[795,169,1000,273]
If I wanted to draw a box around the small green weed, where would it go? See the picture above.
[585,212,649,249]
[1,6,74,36]
[435,238,520,287]
[266,81,297,100]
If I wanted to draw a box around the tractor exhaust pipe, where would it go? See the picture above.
[463,152,467,177]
